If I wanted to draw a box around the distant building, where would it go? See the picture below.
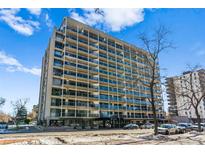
[38,17,164,127]
[0,112,12,123]
[166,69,205,122]
[166,77,178,116]
[29,105,39,120]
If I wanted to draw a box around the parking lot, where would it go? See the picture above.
[0,128,205,145]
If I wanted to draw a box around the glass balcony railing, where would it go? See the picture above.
[89,51,98,56]
[89,59,98,64]
[100,113,110,118]
[79,39,88,45]
[89,67,98,72]
[89,43,98,48]
[67,35,77,42]
[78,31,88,37]
[90,35,98,41]
[78,46,88,53]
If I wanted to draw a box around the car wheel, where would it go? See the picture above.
[166,130,169,135]
[175,130,178,134]
[184,129,186,133]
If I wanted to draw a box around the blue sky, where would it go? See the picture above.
[0,8,205,114]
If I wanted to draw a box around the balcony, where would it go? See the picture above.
[89,114,99,118]
[89,50,98,56]
[89,43,98,49]
[78,46,88,54]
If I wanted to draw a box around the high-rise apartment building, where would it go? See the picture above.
[166,77,178,117]
[166,69,205,121]
[38,17,164,127]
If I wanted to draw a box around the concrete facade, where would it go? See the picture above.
[38,17,164,127]
[166,69,205,121]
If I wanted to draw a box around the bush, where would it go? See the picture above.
[24,119,31,124]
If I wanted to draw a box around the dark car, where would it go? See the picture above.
[0,123,8,134]
[176,125,186,134]
[177,123,193,132]
[0,123,8,129]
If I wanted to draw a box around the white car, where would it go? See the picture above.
[192,123,204,131]
[123,123,139,130]
[141,123,154,129]
[200,123,205,128]
[158,124,179,135]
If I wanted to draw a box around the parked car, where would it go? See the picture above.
[176,125,186,134]
[158,124,179,135]
[177,123,193,132]
[201,123,205,130]
[123,123,139,130]
[0,123,8,130]
[141,123,154,129]
[191,123,204,131]
[0,123,8,134]
[191,124,201,131]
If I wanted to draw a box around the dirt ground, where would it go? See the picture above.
[0,129,205,145]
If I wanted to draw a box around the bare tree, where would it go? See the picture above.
[175,65,205,132]
[136,25,173,135]
[11,98,28,126]
[0,97,6,108]
[94,8,104,16]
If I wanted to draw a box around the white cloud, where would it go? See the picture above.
[0,51,41,76]
[70,11,87,24]
[45,13,53,28]
[26,8,42,16]
[70,8,144,32]
[0,8,40,36]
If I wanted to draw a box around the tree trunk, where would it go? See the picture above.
[150,85,158,135]
[151,103,158,135]
[195,109,201,132]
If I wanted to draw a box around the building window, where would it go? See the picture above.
[77,91,88,97]
[53,78,62,86]
[55,41,64,49]
[65,110,75,116]
[53,68,63,76]
[52,88,62,96]
[68,90,76,96]
[54,50,63,58]
[53,59,63,67]
[51,98,61,106]
[76,110,87,117]
[50,109,61,117]
[76,101,87,107]
[56,33,64,40]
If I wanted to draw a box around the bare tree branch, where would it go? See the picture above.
[11,98,29,126]
[174,65,205,131]
[136,24,173,135]
[0,97,6,108]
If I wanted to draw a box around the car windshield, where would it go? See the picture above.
[160,124,173,128]
[178,124,187,127]
[126,124,133,126]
